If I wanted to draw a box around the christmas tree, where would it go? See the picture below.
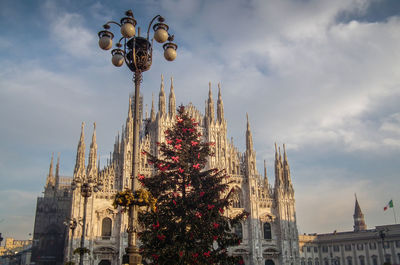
[138,105,247,265]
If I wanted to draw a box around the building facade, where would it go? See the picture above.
[299,198,400,265]
[33,76,300,265]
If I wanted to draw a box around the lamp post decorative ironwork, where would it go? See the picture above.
[98,9,177,265]
[71,178,103,265]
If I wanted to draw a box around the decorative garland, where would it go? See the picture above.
[113,188,157,212]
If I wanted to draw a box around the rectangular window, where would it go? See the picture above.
[345,244,351,251]
[383,242,390,249]
[307,246,311,252]
[396,240,400,248]
[369,242,376,250]
[333,245,340,252]
[322,246,328,253]
[314,247,318,253]
[357,244,364,250]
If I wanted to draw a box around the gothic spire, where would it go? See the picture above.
[246,113,254,151]
[206,82,214,123]
[264,159,269,188]
[54,152,60,193]
[150,93,156,122]
[274,142,283,188]
[159,74,166,117]
[45,153,55,188]
[73,122,86,179]
[168,76,176,118]
[217,83,224,123]
[353,194,367,231]
[87,122,98,181]
[282,144,293,193]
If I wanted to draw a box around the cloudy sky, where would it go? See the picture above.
[0,0,400,239]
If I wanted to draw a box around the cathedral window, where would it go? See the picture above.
[315,258,319,265]
[265,260,274,265]
[263,222,272,240]
[232,189,242,208]
[101,217,112,239]
[346,257,352,265]
[307,258,312,265]
[322,246,328,253]
[234,222,243,240]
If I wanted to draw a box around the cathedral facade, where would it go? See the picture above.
[32,76,300,265]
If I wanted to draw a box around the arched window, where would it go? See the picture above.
[232,189,242,208]
[358,256,365,265]
[315,258,319,265]
[101,217,112,239]
[384,254,391,263]
[234,222,243,240]
[371,255,378,265]
[265,260,274,265]
[99,260,111,265]
[307,258,312,265]
[300,259,305,265]
[346,256,352,265]
[263,222,272,239]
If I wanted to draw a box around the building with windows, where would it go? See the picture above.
[299,198,400,265]
[32,76,300,265]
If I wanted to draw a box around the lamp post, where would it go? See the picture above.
[64,218,78,262]
[71,178,103,265]
[97,9,177,265]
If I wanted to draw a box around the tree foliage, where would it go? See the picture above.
[138,106,247,265]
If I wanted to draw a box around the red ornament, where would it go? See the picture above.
[141,151,147,155]
[213,223,219,229]
[219,208,224,214]
[167,139,173,144]
[195,211,202,218]
[213,235,218,241]
[173,200,177,206]
[199,191,205,197]
[176,139,182,143]
[138,174,145,180]
[182,128,188,133]
[207,204,215,210]
[203,251,211,257]
[157,234,166,241]
[191,141,198,146]
[178,168,184,173]
[192,253,199,258]
[189,128,195,133]
[152,221,160,229]
[172,156,179,162]
[193,163,200,169]
[177,117,183,123]
[179,251,183,257]
[152,254,159,260]
[197,153,200,159]
[174,144,182,150]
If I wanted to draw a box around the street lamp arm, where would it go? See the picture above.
[103,21,122,29]
[146,15,163,40]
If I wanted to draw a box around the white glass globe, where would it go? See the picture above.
[99,36,112,50]
[164,47,177,61]
[112,53,124,67]
[121,23,135,38]
[154,28,168,43]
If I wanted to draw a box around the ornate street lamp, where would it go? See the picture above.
[71,178,103,265]
[64,218,78,262]
[98,9,177,265]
